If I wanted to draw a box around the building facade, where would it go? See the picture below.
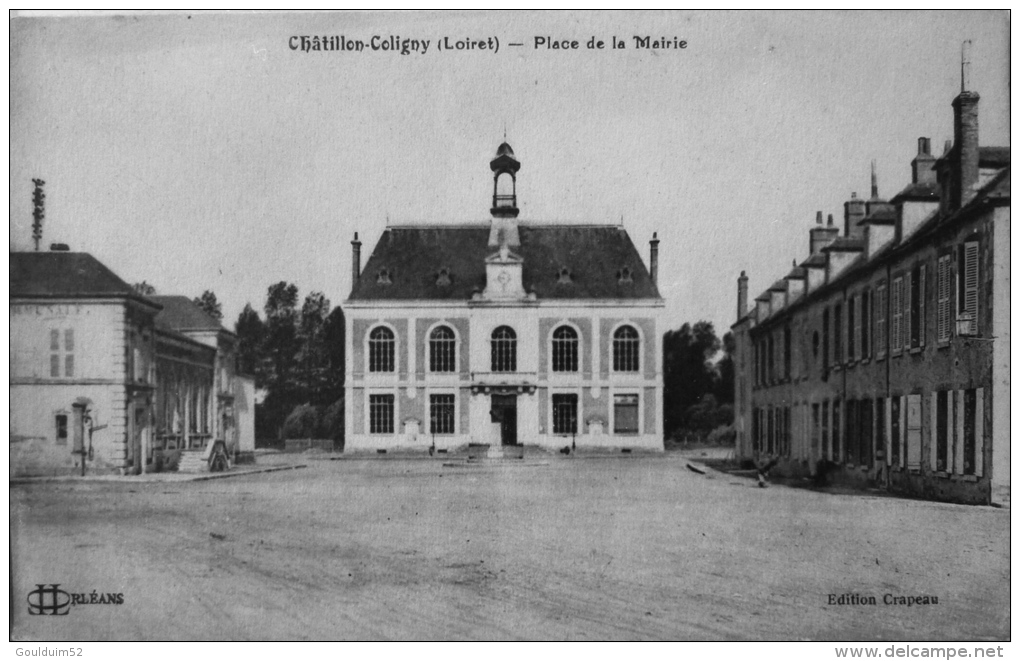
[732,69,1009,505]
[344,144,665,454]
[10,252,254,476]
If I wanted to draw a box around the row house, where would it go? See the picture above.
[344,142,666,454]
[732,60,1009,505]
[10,251,255,476]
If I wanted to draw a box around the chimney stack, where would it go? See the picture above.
[951,40,980,209]
[737,270,748,320]
[844,192,867,239]
[649,232,660,287]
[911,137,937,185]
[351,232,362,286]
[809,211,839,254]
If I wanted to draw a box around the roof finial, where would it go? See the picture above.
[503,121,506,142]
[870,160,879,200]
[961,40,972,93]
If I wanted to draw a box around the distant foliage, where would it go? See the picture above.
[662,322,735,441]
[282,404,321,440]
[193,290,223,321]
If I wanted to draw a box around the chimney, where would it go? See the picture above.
[351,232,362,285]
[911,137,936,185]
[737,270,748,320]
[951,40,980,209]
[649,232,660,287]
[809,210,839,254]
[844,192,867,239]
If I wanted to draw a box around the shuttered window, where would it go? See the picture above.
[902,271,911,352]
[848,297,856,362]
[937,255,952,343]
[613,394,639,434]
[890,278,903,355]
[958,241,980,335]
[905,394,921,470]
[875,284,887,358]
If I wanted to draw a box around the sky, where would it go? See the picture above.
[10,11,1009,335]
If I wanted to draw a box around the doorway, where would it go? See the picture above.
[490,395,517,446]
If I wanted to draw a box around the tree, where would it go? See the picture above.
[662,321,722,438]
[322,307,346,404]
[297,292,330,403]
[234,303,265,379]
[714,331,736,405]
[133,281,156,296]
[193,290,223,322]
[261,282,301,439]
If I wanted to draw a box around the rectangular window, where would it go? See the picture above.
[833,304,843,365]
[905,394,922,470]
[783,327,791,380]
[369,394,395,434]
[937,254,952,342]
[845,400,858,465]
[613,394,638,435]
[752,406,760,453]
[832,399,842,461]
[861,290,870,359]
[958,241,980,335]
[553,394,579,435]
[822,308,830,374]
[890,396,901,467]
[64,355,75,377]
[848,297,856,362]
[918,265,926,347]
[963,389,976,475]
[55,414,68,445]
[891,278,903,355]
[875,284,887,358]
[936,390,948,472]
[821,400,830,460]
[783,407,791,456]
[875,397,885,464]
[811,403,820,455]
[859,399,873,468]
[49,328,74,377]
[429,394,455,435]
[910,265,922,348]
[902,271,912,352]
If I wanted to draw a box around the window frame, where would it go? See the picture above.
[428,324,457,374]
[490,325,517,373]
[428,391,457,435]
[611,390,641,435]
[367,324,397,374]
[368,391,397,435]
[611,323,641,373]
[550,324,580,373]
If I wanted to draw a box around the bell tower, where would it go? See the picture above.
[490,142,520,217]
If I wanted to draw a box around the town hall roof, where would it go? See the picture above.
[348,224,661,301]
[10,251,158,307]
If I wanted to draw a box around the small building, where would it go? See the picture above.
[9,251,254,476]
[732,59,1009,505]
[343,143,666,454]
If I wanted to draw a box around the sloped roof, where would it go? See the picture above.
[10,252,156,306]
[859,207,897,225]
[890,181,940,203]
[821,237,865,252]
[149,295,225,333]
[979,147,1010,168]
[348,224,661,301]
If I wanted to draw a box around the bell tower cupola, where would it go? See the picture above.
[490,142,521,217]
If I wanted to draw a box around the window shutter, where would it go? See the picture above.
[853,295,861,360]
[937,256,951,342]
[885,397,892,465]
[928,392,938,471]
[918,265,926,347]
[899,397,906,469]
[902,271,912,351]
[964,241,979,334]
[876,286,886,357]
[954,389,964,475]
[891,280,901,353]
[974,388,984,477]
[906,394,921,469]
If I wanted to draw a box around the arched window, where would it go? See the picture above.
[613,325,640,372]
[551,325,578,372]
[491,326,517,372]
[368,326,395,372]
[429,326,456,372]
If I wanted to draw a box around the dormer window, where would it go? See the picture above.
[556,267,572,285]
[377,268,393,285]
[436,268,452,287]
[617,266,633,284]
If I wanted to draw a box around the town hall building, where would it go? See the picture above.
[343,143,666,454]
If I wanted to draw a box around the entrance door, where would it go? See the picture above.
[490,395,517,446]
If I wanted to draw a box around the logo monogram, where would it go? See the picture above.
[27,584,71,616]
